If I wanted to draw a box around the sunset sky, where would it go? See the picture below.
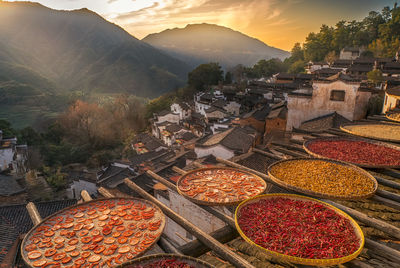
[7,0,397,50]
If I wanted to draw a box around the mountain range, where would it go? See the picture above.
[143,23,290,69]
[0,1,189,100]
[0,1,289,127]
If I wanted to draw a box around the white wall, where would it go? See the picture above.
[0,148,14,171]
[195,145,234,159]
[157,113,180,124]
[195,101,211,116]
[383,93,400,113]
[286,80,361,130]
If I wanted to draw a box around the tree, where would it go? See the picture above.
[188,63,223,91]
[224,71,232,84]
[367,69,383,86]
[0,119,16,137]
[324,51,337,65]
[288,60,306,74]
[252,59,285,78]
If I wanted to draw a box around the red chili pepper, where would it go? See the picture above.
[237,197,360,259]
[307,139,400,166]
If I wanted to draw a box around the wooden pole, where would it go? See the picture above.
[123,178,255,268]
[371,195,400,210]
[26,202,42,226]
[374,176,400,190]
[80,190,92,202]
[159,235,182,255]
[98,187,115,198]
[147,170,236,228]
[252,148,282,160]
[216,157,400,240]
[271,146,309,158]
[376,189,400,203]
[365,239,400,263]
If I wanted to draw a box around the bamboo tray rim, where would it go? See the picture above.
[114,253,215,268]
[21,197,166,268]
[340,124,400,143]
[234,193,365,266]
[303,136,400,168]
[267,157,378,200]
[386,113,400,123]
[176,167,269,206]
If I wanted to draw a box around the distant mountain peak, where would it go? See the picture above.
[143,23,290,68]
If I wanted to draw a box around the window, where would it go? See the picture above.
[330,90,345,101]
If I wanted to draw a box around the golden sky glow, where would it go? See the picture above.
[7,0,396,50]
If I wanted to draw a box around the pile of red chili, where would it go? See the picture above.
[307,139,400,166]
[237,197,360,259]
[129,258,195,268]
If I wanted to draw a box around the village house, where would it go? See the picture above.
[239,105,270,134]
[265,102,288,138]
[339,47,364,60]
[286,73,374,130]
[382,86,400,113]
[0,130,28,175]
[306,61,329,73]
[296,112,351,133]
[204,107,228,124]
[170,102,192,121]
[194,127,255,159]
[132,133,166,154]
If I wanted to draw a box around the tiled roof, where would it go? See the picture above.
[298,112,351,132]
[387,86,400,97]
[0,175,25,196]
[97,165,135,188]
[0,199,77,263]
[211,99,227,109]
[133,133,165,151]
[181,131,196,141]
[157,110,173,116]
[165,123,184,133]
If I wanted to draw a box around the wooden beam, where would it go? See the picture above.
[365,239,400,263]
[26,202,42,226]
[123,178,255,268]
[371,195,400,211]
[80,190,92,202]
[147,170,236,228]
[216,157,400,240]
[376,189,400,203]
[98,187,115,198]
[178,225,238,257]
[374,176,400,190]
[252,148,282,160]
[271,146,308,158]
[192,161,206,168]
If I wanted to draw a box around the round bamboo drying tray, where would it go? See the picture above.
[177,167,268,206]
[115,253,214,268]
[235,193,365,266]
[303,136,400,168]
[21,198,165,268]
[386,112,400,123]
[267,158,378,200]
[340,123,400,143]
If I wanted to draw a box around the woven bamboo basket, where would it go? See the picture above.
[115,253,214,268]
[340,123,400,143]
[267,158,378,200]
[21,198,166,268]
[235,193,365,266]
[176,167,269,206]
[303,136,400,168]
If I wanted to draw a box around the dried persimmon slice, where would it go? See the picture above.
[98,215,108,221]
[117,236,128,244]
[81,236,92,244]
[61,256,72,264]
[129,238,140,246]
[54,237,64,244]
[32,259,47,267]
[68,238,79,245]
[118,245,130,254]
[25,244,37,252]
[104,237,115,244]
[70,250,80,257]
[44,249,56,257]
[88,255,101,263]
[81,251,91,258]
[93,245,105,254]
[27,250,42,260]
[74,212,84,218]
[64,245,76,252]
[53,252,66,261]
